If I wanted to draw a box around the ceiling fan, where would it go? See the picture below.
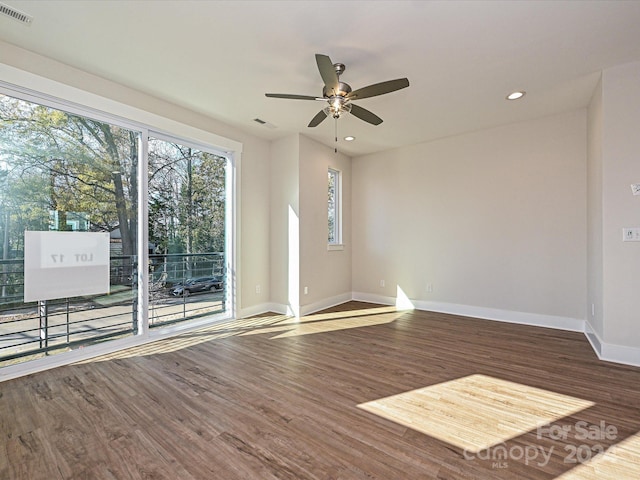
[265,54,410,128]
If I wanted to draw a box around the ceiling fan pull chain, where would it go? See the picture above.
[334,117,338,154]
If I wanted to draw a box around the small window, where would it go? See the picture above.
[328,168,341,245]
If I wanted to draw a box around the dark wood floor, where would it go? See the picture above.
[2,302,640,479]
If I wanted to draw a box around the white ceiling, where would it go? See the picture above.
[2,0,640,156]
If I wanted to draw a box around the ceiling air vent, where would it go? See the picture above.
[0,2,33,24]
[253,118,277,129]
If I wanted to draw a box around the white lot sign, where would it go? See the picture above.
[24,231,110,302]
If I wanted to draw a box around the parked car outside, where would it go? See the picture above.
[171,276,223,296]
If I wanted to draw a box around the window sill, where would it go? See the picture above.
[327,244,344,251]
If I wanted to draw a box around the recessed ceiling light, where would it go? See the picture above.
[344,136,355,141]
[506,91,526,101]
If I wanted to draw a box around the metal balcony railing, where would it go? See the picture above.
[148,252,226,327]
[0,252,225,366]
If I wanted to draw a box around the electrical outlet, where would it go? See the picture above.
[255,285,261,294]
[380,280,385,288]
[426,283,433,293]
[623,227,640,242]
[304,286,308,295]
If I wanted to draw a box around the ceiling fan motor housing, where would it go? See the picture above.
[323,81,352,98]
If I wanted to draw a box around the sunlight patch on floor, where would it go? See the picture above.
[268,311,403,339]
[358,374,594,453]
[81,305,401,361]
[268,306,399,326]
[556,432,640,479]
[79,314,289,362]
[238,306,400,338]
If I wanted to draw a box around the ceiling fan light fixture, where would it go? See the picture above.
[324,101,352,119]
[506,90,526,100]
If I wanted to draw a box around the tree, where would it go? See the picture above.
[148,138,226,281]
[1,93,226,296]
[148,139,225,255]
[0,94,138,256]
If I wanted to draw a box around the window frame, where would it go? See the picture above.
[0,78,239,379]
[146,132,231,326]
[327,167,343,250]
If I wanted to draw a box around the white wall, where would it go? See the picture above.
[299,135,352,313]
[587,78,604,338]
[268,134,353,315]
[269,135,300,312]
[600,61,640,348]
[352,110,587,325]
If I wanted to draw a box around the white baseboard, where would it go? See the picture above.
[300,292,355,316]
[352,291,396,306]
[600,343,640,367]
[241,292,355,318]
[584,320,640,367]
[238,302,287,318]
[583,321,602,357]
[412,299,586,332]
[353,292,585,332]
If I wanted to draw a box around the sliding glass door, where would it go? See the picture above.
[0,87,233,367]
[147,137,227,326]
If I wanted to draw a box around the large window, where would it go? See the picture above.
[0,88,232,367]
[328,168,341,245]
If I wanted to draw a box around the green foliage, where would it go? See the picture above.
[0,93,226,273]
[0,93,138,257]
[148,139,226,256]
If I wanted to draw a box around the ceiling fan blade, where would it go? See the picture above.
[316,54,339,95]
[308,110,328,127]
[349,104,383,125]
[347,78,410,100]
[265,93,323,101]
